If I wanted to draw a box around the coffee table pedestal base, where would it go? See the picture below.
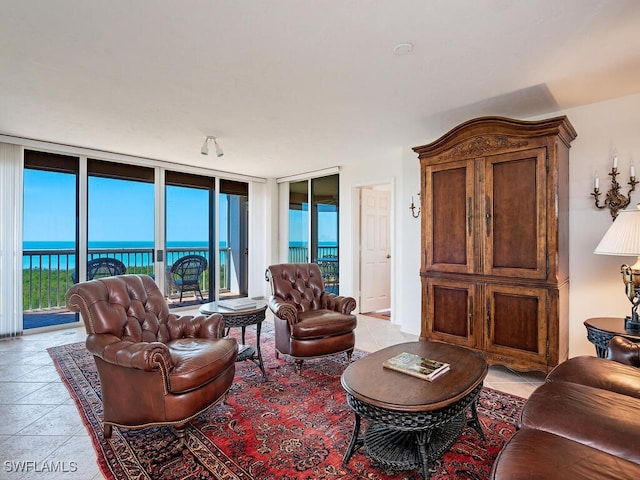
[364,414,465,475]
[342,383,484,480]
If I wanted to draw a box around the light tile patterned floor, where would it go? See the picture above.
[0,310,544,480]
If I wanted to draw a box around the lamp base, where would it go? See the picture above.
[624,315,640,332]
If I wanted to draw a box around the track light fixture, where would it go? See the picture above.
[201,136,224,157]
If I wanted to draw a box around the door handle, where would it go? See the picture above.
[386,254,391,259]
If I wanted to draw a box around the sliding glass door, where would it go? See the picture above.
[287,174,339,292]
[288,180,309,262]
[87,160,155,279]
[220,180,249,298]
[23,151,79,329]
[165,171,214,303]
[312,175,339,293]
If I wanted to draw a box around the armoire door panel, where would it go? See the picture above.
[425,160,474,273]
[426,279,477,348]
[485,148,547,279]
[486,285,548,364]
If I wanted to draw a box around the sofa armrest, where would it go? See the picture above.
[607,336,640,367]
[268,297,298,325]
[321,292,357,315]
[166,313,225,339]
[86,334,172,372]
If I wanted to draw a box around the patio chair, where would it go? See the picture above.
[166,254,208,302]
[317,255,339,294]
[72,257,127,283]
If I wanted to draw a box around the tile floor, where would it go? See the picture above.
[0,310,545,480]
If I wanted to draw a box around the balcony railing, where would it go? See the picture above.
[22,247,231,312]
[288,246,339,293]
[23,245,338,312]
[288,246,339,263]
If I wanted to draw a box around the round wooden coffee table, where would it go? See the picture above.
[341,341,488,479]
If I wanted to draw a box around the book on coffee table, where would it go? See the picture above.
[383,352,450,381]
[218,298,257,310]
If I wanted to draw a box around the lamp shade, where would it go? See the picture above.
[594,207,640,256]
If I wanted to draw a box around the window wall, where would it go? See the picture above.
[20,149,252,331]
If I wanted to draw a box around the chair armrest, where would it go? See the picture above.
[321,292,357,315]
[86,334,172,372]
[268,297,298,325]
[167,313,226,339]
[607,336,640,367]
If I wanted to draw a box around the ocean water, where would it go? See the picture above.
[23,240,211,250]
[22,240,337,270]
[22,241,212,270]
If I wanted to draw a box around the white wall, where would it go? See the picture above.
[397,146,423,336]
[339,147,423,336]
[560,92,640,357]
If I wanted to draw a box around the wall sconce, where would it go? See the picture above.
[591,152,637,220]
[410,193,420,218]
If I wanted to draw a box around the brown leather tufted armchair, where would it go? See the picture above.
[66,274,237,440]
[265,263,357,372]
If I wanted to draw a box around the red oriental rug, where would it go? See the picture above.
[48,323,525,480]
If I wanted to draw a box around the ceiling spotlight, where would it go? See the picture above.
[201,136,224,157]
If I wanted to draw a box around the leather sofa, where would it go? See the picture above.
[491,336,640,479]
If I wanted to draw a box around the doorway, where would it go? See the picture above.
[358,185,391,317]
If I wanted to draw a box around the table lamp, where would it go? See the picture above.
[594,204,640,331]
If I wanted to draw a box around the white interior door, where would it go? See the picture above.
[359,187,391,313]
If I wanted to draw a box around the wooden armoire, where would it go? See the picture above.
[413,116,577,372]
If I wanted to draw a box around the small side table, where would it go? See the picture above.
[583,317,640,358]
[200,301,268,378]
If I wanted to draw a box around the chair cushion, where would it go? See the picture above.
[292,310,357,339]
[546,355,640,399]
[167,337,237,394]
[519,381,640,463]
[491,428,640,480]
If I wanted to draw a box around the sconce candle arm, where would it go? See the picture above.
[591,167,639,220]
[409,193,421,218]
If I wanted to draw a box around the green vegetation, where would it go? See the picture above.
[23,269,74,310]
[22,266,217,310]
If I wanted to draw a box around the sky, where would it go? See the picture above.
[23,170,226,244]
[23,169,337,245]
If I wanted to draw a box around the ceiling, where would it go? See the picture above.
[2,0,640,178]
